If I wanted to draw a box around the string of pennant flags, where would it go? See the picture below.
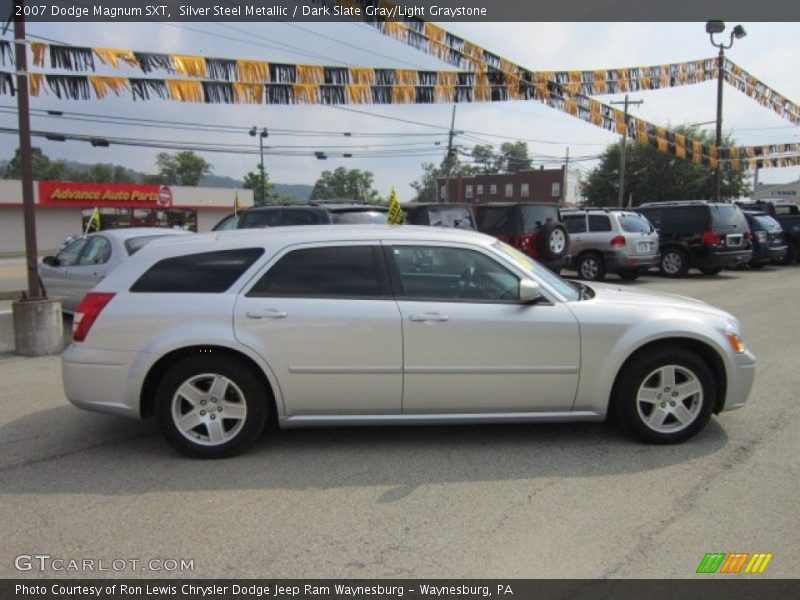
[1,27,799,170]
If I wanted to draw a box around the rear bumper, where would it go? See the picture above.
[750,244,787,264]
[603,251,660,272]
[694,248,752,269]
[62,343,147,419]
[721,348,757,412]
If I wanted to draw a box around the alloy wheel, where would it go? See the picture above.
[635,365,703,433]
[171,373,248,446]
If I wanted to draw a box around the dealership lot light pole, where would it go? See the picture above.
[706,20,746,202]
[249,127,268,204]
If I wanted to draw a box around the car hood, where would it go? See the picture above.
[584,282,733,320]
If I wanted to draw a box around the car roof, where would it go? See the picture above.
[318,204,388,212]
[475,202,558,208]
[145,224,497,253]
[91,227,192,240]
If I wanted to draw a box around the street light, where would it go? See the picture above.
[249,126,268,204]
[706,20,747,202]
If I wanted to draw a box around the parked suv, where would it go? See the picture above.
[740,211,788,268]
[403,203,476,229]
[736,200,800,265]
[474,203,569,271]
[561,209,659,281]
[212,204,388,230]
[635,201,751,277]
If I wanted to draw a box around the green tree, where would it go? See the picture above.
[410,155,478,203]
[153,151,211,186]
[3,146,74,180]
[471,144,499,174]
[583,127,750,206]
[496,141,533,173]
[310,167,381,203]
[242,164,277,206]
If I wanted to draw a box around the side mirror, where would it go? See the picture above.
[42,256,58,267]
[519,279,543,304]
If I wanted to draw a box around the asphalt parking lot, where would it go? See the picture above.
[1,265,798,579]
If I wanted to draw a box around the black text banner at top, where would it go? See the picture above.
[7,0,800,21]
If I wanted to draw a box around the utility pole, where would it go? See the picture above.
[611,94,643,208]
[561,147,569,205]
[444,105,457,203]
[14,11,40,299]
[11,2,63,356]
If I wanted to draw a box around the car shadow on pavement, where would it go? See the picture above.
[0,404,729,496]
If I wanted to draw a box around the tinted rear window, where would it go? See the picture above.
[520,205,558,232]
[588,215,612,232]
[241,211,282,228]
[131,248,264,293]
[563,215,587,233]
[710,205,748,229]
[331,211,388,224]
[248,246,383,297]
[476,207,514,234]
[754,215,781,231]
[618,214,652,233]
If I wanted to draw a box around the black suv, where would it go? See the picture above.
[740,211,788,268]
[212,204,388,231]
[736,200,800,265]
[474,202,570,271]
[635,201,752,277]
[403,203,476,229]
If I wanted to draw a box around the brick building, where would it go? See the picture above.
[436,166,580,205]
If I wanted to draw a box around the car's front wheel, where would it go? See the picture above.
[612,347,715,444]
[155,355,269,458]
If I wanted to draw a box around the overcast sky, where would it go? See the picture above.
[2,21,799,198]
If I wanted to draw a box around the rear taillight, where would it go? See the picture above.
[72,292,115,342]
[519,233,538,257]
[701,230,722,246]
[610,235,626,247]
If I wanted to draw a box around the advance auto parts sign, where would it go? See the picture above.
[38,181,172,208]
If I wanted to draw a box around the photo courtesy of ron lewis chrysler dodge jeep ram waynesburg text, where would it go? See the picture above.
[62,226,755,457]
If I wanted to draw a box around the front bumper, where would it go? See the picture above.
[62,343,148,419]
[720,348,757,412]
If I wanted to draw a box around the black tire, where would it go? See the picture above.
[576,252,606,281]
[611,347,715,444]
[618,269,641,281]
[659,247,689,278]
[698,266,723,276]
[155,355,269,458]
[537,222,570,263]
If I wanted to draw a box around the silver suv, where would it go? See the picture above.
[562,209,660,281]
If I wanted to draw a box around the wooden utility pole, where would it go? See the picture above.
[444,105,457,202]
[610,94,643,208]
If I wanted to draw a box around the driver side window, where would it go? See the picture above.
[56,238,88,267]
[392,246,519,302]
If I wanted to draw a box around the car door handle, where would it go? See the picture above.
[246,309,288,319]
[409,313,449,322]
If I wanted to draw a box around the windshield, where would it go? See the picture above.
[492,241,580,301]
[125,235,174,255]
[331,211,388,224]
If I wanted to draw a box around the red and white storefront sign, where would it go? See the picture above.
[38,181,173,208]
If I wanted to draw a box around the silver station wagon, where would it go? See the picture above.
[62,226,756,457]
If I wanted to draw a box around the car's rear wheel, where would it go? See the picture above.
[612,347,715,444]
[618,269,641,281]
[576,253,606,281]
[660,248,689,278]
[699,266,723,276]
[155,355,268,458]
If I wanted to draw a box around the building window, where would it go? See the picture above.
[465,185,473,199]
[521,183,529,198]
[490,184,497,195]
[505,183,513,198]
[551,182,561,198]
[440,185,447,200]
[477,184,484,195]
[81,207,197,232]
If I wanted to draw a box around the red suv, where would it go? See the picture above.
[474,203,570,271]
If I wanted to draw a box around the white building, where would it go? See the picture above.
[0,179,253,253]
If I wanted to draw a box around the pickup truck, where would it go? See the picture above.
[736,201,800,265]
